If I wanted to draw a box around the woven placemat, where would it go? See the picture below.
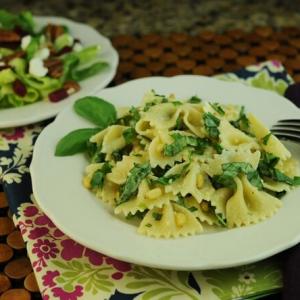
[1,26,300,299]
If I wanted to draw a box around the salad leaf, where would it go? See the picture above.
[71,62,108,81]
[90,162,112,189]
[203,112,220,138]
[0,69,16,84]
[118,163,151,204]
[209,102,225,116]
[55,128,100,156]
[54,33,73,51]
[0,10,34,33]
[74,96,117,127]
[25,36,40,59]
[67,45,100,64]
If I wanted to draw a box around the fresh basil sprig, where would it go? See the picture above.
[55,128,100,156]
[74,96,117,127]
[55,96,117,156]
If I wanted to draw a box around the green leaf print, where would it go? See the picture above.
[248,70,287,95]
[192,259,282,300]
[119,266,199,300]
[51,260,115,296]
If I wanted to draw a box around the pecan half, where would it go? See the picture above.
[63,80,80,94]
[44,58,63,78]
[0,29,21,43]
[45,24,65,41]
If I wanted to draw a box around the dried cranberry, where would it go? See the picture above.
[13,79,27,97]
[56,46,72,56]
[49,88,68,102]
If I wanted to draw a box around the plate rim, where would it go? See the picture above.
[0,15,119,128]
[31,75,300,270]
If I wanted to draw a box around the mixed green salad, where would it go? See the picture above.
[0,10,109,108]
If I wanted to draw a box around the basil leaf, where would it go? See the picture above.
[55,128,100,156]
[212,162,263,190]
[91,162,112,189]
[71,62,108,81]
[262,133,272,145]
[203,112,220,138]
[188,96,202,103]
[152,212,162,221]
[209,102,225,116]
[74,96,117,127]
[123,127,136,144]
[118,163,151,204]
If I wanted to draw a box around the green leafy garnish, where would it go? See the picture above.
[74,96,117,128]
[262,133,272,145]
[129,106,140,126]
[171,101,183,106]
[90,162,112,189]
[145,223,152,227]
[212,162,263,190]
[209,102,225,116]
[230,106,250,132]
[164,133,209,157]
[152,212,162,221]
[216,214,227,227]
[188,96,202,103]
[203,112,220,138]
[126,210,148,220]
[118,163,151,204]
[123,127,136,144]
[55,128,100,156]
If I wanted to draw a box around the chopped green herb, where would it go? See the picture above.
[143,101,157,112]
[212,162,263,190]
[171,101,183,106]
[203,112,220,138]
[262,133,272,145]
[111,144,132,162]
[188,206,198,212]
[123,127,136,144]
[230,106,250,133]
[216,214,227,227]
[129,106,140,126]
[118,163,151,204]
[188,96,202,103]
[152,212,162,221]
[209,102,225,116]
[145,223,152,227]
[126,210,148,220]
[174,116,184,130]
[90,162,112,189]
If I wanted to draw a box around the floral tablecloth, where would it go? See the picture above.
[0,61,292,300]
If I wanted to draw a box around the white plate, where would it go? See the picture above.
[0,16,118,128]
[31,76,300,271]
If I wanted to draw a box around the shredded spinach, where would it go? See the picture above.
[188,96,202,103]
[230,106,250,133]
[152,212,162,221]
[123,127,136,144]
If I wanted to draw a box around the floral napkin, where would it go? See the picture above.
[0,61,292,300]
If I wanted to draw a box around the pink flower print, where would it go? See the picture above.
[61,239,84,260]
[28,227,49,239]
[52,286,83,300]
[53,228,64,238]
[271,60,281,68]
[84,248,104,266]
[2,127,24,140]
[112,272,124,280]
[42,270,59,288]
[106,257,131,272]
[34,215,56,228]
[23,205,39,217]
[32,239,59,259]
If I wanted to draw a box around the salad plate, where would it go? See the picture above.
[31,75,300,270]
[0,15,118,128]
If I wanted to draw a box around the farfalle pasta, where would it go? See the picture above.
[81,90,300,238]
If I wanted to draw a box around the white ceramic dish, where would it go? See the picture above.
[0,16,118,129]
[31,75,300,270]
